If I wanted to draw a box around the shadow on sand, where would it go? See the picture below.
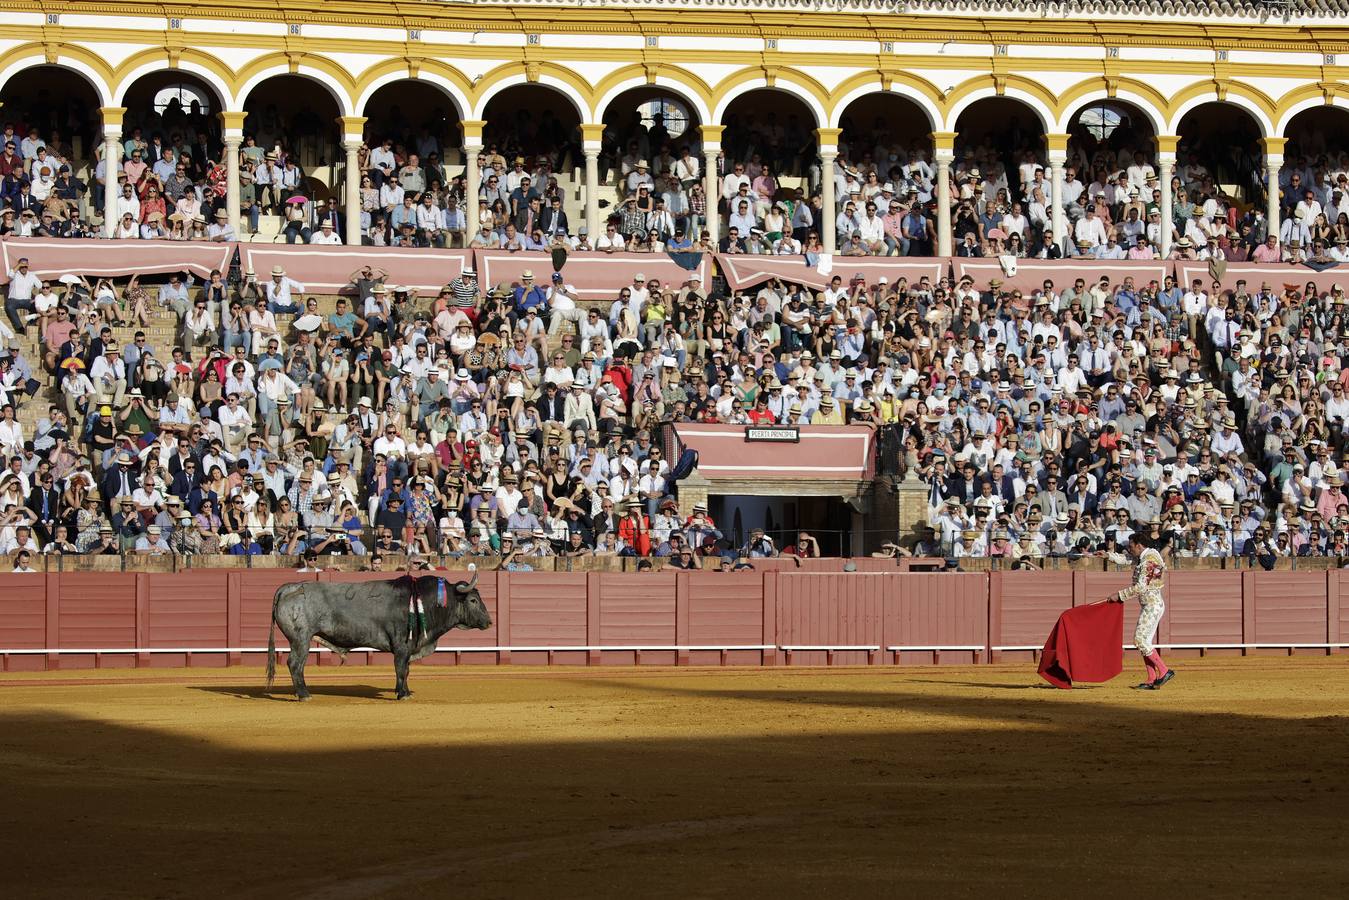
[192,683,394,701]
[3,677,1346,896]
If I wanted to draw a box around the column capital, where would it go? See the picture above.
[699,124,725,142]
[336,115,367,140]
[581,122,606,149]
[342,138,363,152]
[1259,136,1287,165]
[814,127,843,149]
[99,106,127,132]
[218,110,248,135]
[1154,134,1181,156]
[930,130,958,152]
[1043,132,1072,153]
[459,119,487,145]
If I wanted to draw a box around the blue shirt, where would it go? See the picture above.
[328,311,357,337]
[512,285,548,315]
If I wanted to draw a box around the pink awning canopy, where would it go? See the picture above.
[716,253,946,291]
[0,237,234,282]
[674,423,874,483]
[474,250,708,302]
[240,244,474,294]
[951,258,1169,292]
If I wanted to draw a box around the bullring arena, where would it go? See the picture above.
[8,0,1349,892]
[4,567,1349,895]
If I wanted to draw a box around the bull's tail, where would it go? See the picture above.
[266,583,299,690]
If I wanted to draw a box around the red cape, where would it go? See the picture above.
[1038,601,1124,689]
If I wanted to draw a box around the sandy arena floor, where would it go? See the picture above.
[2,658,1347,897]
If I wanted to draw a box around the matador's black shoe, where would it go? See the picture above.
[1133,681,1157,690]
[1151,670,1176,689]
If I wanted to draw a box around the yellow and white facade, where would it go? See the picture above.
[5,0,1349,251]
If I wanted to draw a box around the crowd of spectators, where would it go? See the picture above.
[1,102,1333,266]
[3,104,1349,566]
[0,249,873,566]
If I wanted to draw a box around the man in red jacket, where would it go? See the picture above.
[617,496,650,556]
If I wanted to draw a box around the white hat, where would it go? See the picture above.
[271,265,285,276]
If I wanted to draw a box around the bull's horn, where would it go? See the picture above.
[460,568,479,591]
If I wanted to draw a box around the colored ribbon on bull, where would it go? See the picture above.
[407,595,427,641]
[436,578,448,608]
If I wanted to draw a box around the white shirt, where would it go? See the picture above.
[373,434,407,459]
[218,404,252,432]
[262,277,305,307]
[0,419,22,455]
[721,172,751,200]
[1074,216,1108,248]
[547,283,579,312]
[256,371,299,401]
[6,269,41,301]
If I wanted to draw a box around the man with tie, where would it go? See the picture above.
[1082,333,1111,388]
[1039,475,1069,520]
[101,450,141,516]
[539,195,569,238]
[26,470,62,544]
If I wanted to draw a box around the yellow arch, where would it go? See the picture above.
[1055,77,1170,133]
[235,52,359,114]
[1165,80,1276,134]
[591,63,714,124]
[709,66,831,126]
[109,46,235,107]
[943,74,1058,131]
[827,69,944,129]
[471,61,596,119]
[351,57,474,117]
[0,43,116,104]
[1271,81,1349,133]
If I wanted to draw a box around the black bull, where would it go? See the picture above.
[266,572,492,700]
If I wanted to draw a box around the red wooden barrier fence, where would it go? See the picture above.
[1,569,1344,671]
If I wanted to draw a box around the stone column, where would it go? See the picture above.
[816,127,842,254]
[699,124,724,243]
[581,123,605,240]
[1259,136,1286,244]
[1155,134,1179,257]
[1045,132,1070,254]
[99,107,125,238]
[896,480,932,545]
[337,116,367,246]
[931,131,957,257]
[218,111,247,237]
[460,119,486,242]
